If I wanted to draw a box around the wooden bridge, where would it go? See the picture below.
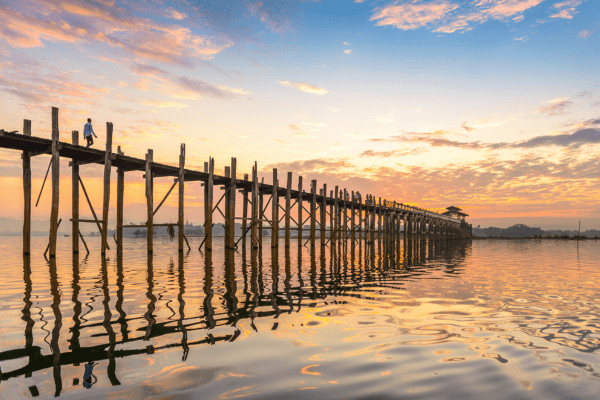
[0,107,471,257]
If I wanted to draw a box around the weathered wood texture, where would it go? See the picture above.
[71,130,79,253]
[48,107,60,258]
[146,149,153,253]
[178,144,185,252]
[101,122,112,255]
[23,119,31,255]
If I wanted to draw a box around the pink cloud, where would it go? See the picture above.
[371,0,459,30]
[550,0,583,19]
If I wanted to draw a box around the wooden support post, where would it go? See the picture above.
[343,189,348,244]
[146,149,153,254]
[48,107,60,258]
[369,196,377,244]
[351,191,355,243]
[377,198,382,242]
[251,163,259,249]
[225,158,237,249]
[298,176,303,243]
[71,130,79,254]
[383,200,387,244]
[358,197,363,243]
[329,190,334,241]
[242,173,249,248]
[333,186,339,242]
[178,144,185,252]
[310,180,317,247]
[320,184,327,247]
[272,169,278,247]
[285,172,292,247]
[258,181,264,247]
[101,122,113,255]
[116,147,124,253]
[23,119,32,255]
[204,157,214,251]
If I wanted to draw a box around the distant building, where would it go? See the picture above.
[442,206,469,221]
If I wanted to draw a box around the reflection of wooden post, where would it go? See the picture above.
[285,172,292,247]
[146,149,153,254]
[225,158,236,249]
[49,107,60,258]
[23,120,32,255]
[310,179,316,247]
[71,130,79,254]
[178,144,185,252]
[116,147,124,253]
[297,176,303,243]
[101,122,113,255]
[242,174,249,248]
[320,183,327,247]
[251,163,259,249]
[205,157,214,251]
[272,169,278,247]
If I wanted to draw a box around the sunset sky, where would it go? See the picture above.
[1,0,599,230]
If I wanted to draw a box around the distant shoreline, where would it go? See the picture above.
[472,236,599,240]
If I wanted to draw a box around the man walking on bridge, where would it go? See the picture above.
[84,118,98,148]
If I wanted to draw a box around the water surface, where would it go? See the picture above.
[1,237,599,399]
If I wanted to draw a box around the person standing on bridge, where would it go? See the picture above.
[84,118,98,148]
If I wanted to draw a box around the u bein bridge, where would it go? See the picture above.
[0,107,472,258]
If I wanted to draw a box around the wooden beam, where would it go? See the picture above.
[329,190,334,243]
[271,169,278,247]
[310,180,316,247]
[44,219,62,257]
[35,158,52,208]
[320,183,327,247]
[71,130,79,254]
[225,158,236,249]
[343,189,347,245]
[258,179,264,248]
[242,174,249,248]
[285,172,291,248]
[333,186,339,242]
[251,163,258,249]
[297,176,303,242]
[101,122,112,255]
[146,149,153,253]
[351,191,355,243]
[153,179,178,216]
[48,107,60,258]
[116,146,124,253]
[178,144,185,252]
[23,119,31,255]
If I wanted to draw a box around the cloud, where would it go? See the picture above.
[536,97,573,116]
[344,49,352,54]
[278,81,328,95]
[247,1,293,33]
[290,124,302,131]
[164,7,188,20]
[550,0,583,19]
[142,100,189,108]
[462,121,475,131]
[303,122,328,131]
[376,111,397,123]
[0,1,232,66]
[371,0,459,30]
[578,30,592,38]
[371,0,546,34]
[360,148,428,157]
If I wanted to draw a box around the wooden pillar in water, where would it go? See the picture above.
[358,197,363,243]
[329,190,334,242]
[145,149,153,254]
[310,179,317,247]
[297,176,303,243]
[101,122,113,255]
[23,120,32,255]
[71,130,79,253]
[351,191,355,243]
[271,169,278,248]
[242,174,249,248]
[116,146,124,253]
[251,163,259,249]
[285,172,292,247]
[370,197,376,244]
[258,178,264,247]
[178,144,186,252]
[333,186,339,242]
[320,183,327,247]
[204,157,214,251]
[342,188,348,244]
[225,158,237,250]
[49,107,60,258]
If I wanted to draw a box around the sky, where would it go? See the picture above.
[0,0,599,230]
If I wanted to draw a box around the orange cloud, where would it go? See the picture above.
[278,81,328,95]
[550,0,583,19]
[371,0,459,30]
[536,97,573,116]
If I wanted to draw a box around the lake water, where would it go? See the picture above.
[1,236,599,399]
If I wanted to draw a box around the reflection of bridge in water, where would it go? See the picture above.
[1,238,468,395]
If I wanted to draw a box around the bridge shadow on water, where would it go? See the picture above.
[1,238,471,396]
